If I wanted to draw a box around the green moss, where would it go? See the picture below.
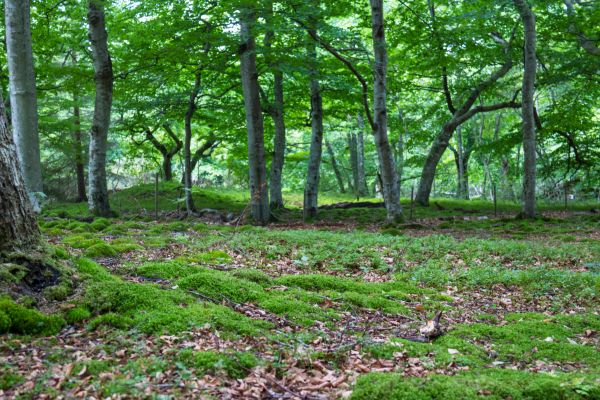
[90,218,111,232]
[231,268,273,286]
[0,263,28,284]
[177,270,263,303]
[43,283,71,301]
[62,235,103,249]
[177,350,258,378]
[0,310,10,332]
[0,364,23,390]
[195,250,232,264]
[136,261,201,280]
[83,279,268,335]
[51,246,70,260]
[351,370,600,400]
[87,313,134,330]
[64,307,92,324]
[111,243,144,253]
[75,258,117,282]
[0,297,65,335]
[84,243,118,257]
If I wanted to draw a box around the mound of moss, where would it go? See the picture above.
[351,370,600,400]
[0,297,65,335]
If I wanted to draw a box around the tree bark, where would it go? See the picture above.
[0,90,40,253]
[73,93,87,202]
[5,0,43,211]
[514,0,537,218]
[184,70,201,214]
[325,140,345,193]
[264,1,287,210]
[303,27,324,220]
[370,0,402,221]
[356,114,369,196]
[87,0,113,217]
[348,131,359,197]
[240,5,270,225]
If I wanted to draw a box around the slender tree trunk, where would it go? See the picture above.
[87,0,113,217]
[325,140,345,193]
[356,114,369,196]
[396,107,407,194]
[0,90,40,253]
[348,131,359,197]
[5,0,42,211]
[514,0,537,218]
[264,1,286,210]
[303,29,324,220]
[455,126,466,198]
[184,71,201,214]
[240,5,270,224]
[73,94,87,202]
[370,0,402,221]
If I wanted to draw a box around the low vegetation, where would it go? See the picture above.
[1,187,599,398]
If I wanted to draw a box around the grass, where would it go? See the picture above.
[2,184,598,397]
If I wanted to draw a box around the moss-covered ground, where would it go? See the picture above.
[1,185,599,398]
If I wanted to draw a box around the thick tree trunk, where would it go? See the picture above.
[303,31,324,220]
[348,131,359,197]
[73,95,87,202]
[5,0,42,211]
[0,90,40,253]
[370,0,402,221]
[264,1,287,210]
[87,0,113,217]
[356,114,369,196]
[514,0,537,218]
[325,140,345,193]
[240,5,270,224]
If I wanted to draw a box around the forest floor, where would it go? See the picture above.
[1,184,599,399]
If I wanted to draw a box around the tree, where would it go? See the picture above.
[414,1,520,206]
[145,125,182,181]
[0,90,40,253]
[263,0,287,209]
[303,23,324,220]
[5,0,43,211]
[240,4,270,225]
[514,0,537,218]
[87,0,113,216]
[370,0,402,221]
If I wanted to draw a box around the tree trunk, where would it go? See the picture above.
[514,0,537,218]
[396,107,407,194]
[146,125,182,182]
[356,114,369,196]
[264,1,286,210]
[455,126,466,199]
[303,29,324,220]
[73,94,87,202]
[348,131,359,197]
[240,5,270,224]
[184,71,201,214]
[370,0,402,221]
[87,0,113,217]
[5,0,43,211]
[0,90,40,253]
[326,140,345,193]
